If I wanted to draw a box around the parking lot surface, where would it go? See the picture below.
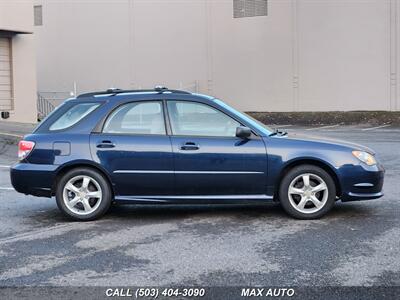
[0,125,399,287]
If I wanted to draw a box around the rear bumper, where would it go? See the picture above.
[10,163,57,197]
[339,163,385,202]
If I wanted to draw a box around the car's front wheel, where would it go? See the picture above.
[279,165,336,219]
[56,168,112,221]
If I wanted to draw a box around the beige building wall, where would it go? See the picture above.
[34,0,208,96]
[296,0,391,111]
[0,0,37,123]
[210,0,294,111]
[34,0,400,112]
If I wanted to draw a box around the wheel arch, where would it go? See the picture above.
[52,160,115,197]
[276,158,341,198]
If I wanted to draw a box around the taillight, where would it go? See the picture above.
[18,140,35,160]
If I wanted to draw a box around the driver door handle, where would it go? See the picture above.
[180,142,199,151]
[96,140,115,148]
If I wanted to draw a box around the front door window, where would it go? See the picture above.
[167,101,240,137]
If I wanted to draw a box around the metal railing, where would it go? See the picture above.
[39,91,72,107]
[37,93,55,120]
[36,81,201,120]
[37,91,73,120]
[179,80,199,92]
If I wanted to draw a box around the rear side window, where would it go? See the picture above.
[102,101,165,135]
[49,103,100,131]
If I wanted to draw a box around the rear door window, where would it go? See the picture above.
[49,103,100,131]
[102,101,165,135]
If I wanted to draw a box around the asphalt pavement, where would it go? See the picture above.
[0,125,399,290]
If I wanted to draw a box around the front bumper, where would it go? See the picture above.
[10,163,57,197]
[339,162,385,202]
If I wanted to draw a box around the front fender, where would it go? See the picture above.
[264,136,357,196]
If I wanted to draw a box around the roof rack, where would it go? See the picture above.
[77,86,191,98]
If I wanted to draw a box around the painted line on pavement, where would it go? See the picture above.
[306,124,340,131]
[0,132,23,138]
[0,187,14,191]
[361,124,391,131]
[0,221,104,245]
[0,224,73,245]
[0,165,10,169]
[267,124,293,128]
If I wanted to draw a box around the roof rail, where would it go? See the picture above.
[77,86,191,98]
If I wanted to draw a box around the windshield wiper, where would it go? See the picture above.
[269,128,288,137]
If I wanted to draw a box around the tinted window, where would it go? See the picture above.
[167,101,240,137]
[49,102,100,131]
[103,101,165,135]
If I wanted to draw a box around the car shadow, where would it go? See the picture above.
[101,201,377,222]
[104,202,284,220]
[329,201,381,218]
[25,199,381,224]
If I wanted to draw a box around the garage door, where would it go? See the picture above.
[0,37,13,110]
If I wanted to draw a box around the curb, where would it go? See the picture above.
[248,111,400,126]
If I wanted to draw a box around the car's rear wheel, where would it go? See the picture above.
[279,165,336,219]
[56,168,112,221]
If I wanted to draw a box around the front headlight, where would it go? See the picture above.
[352,150,376,166]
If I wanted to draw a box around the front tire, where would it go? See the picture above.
[56,168,112,221]
[279,165,336,219]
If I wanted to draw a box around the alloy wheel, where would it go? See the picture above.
[62,175,103,215]
[287,173,329,214]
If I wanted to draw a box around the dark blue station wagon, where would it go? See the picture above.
[10,87,385,220]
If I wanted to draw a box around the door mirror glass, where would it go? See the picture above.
[236,126,252,139]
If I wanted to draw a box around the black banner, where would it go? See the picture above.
[1,286,400,300]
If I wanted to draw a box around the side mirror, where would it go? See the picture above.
[236,126,252,139]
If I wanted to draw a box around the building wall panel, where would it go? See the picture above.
[33,0,399,112]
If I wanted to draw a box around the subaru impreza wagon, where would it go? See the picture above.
[10,87,384,220]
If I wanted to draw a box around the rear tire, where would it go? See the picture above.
[279,165,336,219]
[56,168,112,221]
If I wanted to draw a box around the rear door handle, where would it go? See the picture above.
[180,142,199,151]
[96,140,115,148]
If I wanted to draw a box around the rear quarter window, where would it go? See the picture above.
[49,102,100,131]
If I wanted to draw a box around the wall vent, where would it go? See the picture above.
[233,0,268,18]
[34,5,43,26]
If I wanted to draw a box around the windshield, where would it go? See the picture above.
[213,99,273,136]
